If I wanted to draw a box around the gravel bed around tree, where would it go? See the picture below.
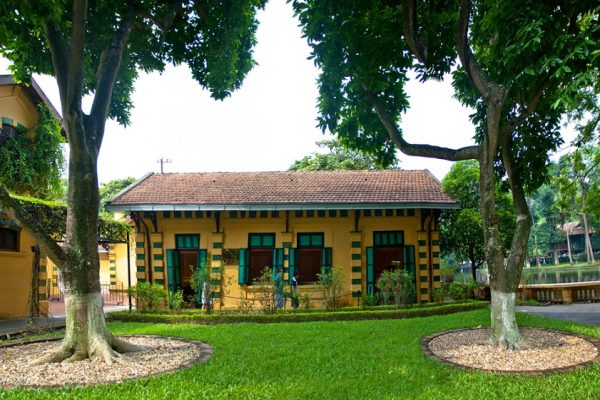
[0,336,212,388]
[423,328,600,374]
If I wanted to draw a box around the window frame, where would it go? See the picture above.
[0,227,19,252]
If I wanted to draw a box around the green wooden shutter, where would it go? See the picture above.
[321,247,332,273]
[404,245,416,278]
[166,249,180,292]
[288,248,297,284]
[238,248,248,285]
[366,247,374,295]
[272,248,284,275]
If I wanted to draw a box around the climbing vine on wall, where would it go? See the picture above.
[4,195,131,242]
[0,103,65,200]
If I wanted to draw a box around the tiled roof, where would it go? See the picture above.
[106,170,458,210]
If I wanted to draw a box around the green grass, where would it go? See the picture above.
[2,309,600,399]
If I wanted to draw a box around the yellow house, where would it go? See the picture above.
[106,170,458,308]
[0,75,134,318]
[0,75,63,318]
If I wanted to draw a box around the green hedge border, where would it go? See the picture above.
[107,301,488,325]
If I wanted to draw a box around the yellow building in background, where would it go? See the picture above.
[107,170,457,308]
[0,75,135,318]
[0,75,62,318]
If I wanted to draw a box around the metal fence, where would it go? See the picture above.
[46,280,125,305]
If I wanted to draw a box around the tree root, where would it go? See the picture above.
[30,336,149,365]
[30,341,75,365]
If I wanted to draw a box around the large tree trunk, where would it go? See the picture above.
[481,91,526,349]
[35,121,140,365]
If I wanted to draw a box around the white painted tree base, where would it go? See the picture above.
[33,292,143,365]
[490,289,522,350]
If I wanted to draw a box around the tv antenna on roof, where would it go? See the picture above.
[157,158,172,173]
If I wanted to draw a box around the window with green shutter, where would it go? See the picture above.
[373,231,404,247]
[366,247,374,295]
[175,234,200,249]
[296,233,326,284]
[166,249,181,293]
[238,248,249,285]
[288,248,297,284]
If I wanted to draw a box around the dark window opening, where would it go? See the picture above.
[374,246,404,279]
[0,227,18,251]
[297,233,325,284]
[248,233,275,283]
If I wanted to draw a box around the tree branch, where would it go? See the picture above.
[90,9,136,147]
[368,92,480,161]
[501,74,552,137]
[44,20,69,112]
[456,0,498,100]
[151,0,184,32]
[66,0,88,113]
[0,186,66,266]
[401,0,428,64]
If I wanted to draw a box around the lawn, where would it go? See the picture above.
[1,309,599,400]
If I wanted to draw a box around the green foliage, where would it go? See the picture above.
[252,267,276,314]
[289,139,398,171]
[0,103,65,200]
[130,282,167,313]
[108,300,486,324]
[0,0,267,124]
[316,266,344,310]
[376,269,416,306]
[168,290,187,313]
[447,281,477,301]
[299,293,311,311]
[361,293,378,308]
[5,194,131,242]
[431,287,447,304]
[99,177,136,219]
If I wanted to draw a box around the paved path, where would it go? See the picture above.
[0,305,130,339]
[517,303,600,327]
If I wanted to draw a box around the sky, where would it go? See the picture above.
[0,0,574,185]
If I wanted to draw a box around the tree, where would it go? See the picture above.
[0,0,265,363]
[528,181,564,265]
[99,177,136,220]
[292,0,599,348]
[441,160,515,281]
[554,144,600,263]
[289,138,398,171]
[0,103,65,200]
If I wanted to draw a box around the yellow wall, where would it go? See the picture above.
[0,227,37,318]
[0,82,42,318]
[0,84,39,132]
[134,209,442,309]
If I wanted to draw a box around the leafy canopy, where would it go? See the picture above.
[0,0,266,126]
[289,139,399,171]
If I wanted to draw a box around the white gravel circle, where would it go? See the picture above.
[427,328,600,372]
[0,336,212,388]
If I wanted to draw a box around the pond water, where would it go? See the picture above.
[521,265,600,285]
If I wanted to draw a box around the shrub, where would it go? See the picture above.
[316,267,344,310]
[253,267,276,314]
[169,290,187,313]
[447,281,476,301]
[362,293,378,308]
[431,287,446,304]
[376,269,416,306]
[131,282,167,312]
[300,293,311,311]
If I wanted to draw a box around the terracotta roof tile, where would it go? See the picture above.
[107,170,457,209]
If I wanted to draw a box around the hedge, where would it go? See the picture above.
[107,300,488,325]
